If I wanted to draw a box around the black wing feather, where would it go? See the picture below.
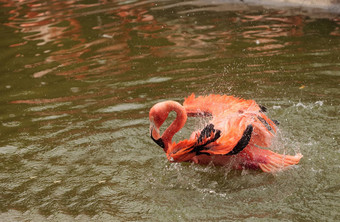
[191,124,221,155]
[226,124,253,156]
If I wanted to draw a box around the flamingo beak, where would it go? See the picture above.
[150,121,165,149]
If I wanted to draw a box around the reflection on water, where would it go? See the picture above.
[0,0,339,220]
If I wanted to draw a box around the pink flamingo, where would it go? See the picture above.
[149,94,302,173]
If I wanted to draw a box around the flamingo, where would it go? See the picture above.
[149,94,303,173]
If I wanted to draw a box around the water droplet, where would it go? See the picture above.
[102,34,113,39]
[70,87,80,93]
[315,101,323,106]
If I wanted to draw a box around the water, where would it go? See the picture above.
[0,0,339,221]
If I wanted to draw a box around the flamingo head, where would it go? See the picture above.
[149,101,171,149]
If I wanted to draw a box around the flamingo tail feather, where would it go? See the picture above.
[259,152,303,173]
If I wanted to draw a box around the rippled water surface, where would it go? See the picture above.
[0,0,339,221]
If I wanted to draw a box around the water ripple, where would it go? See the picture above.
[0,0,339,220]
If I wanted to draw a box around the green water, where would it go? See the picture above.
[0,0,339,221]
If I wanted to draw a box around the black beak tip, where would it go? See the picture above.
[150,128,165,149]
[151,136,165,149]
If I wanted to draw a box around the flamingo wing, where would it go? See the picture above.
[184,93,279,147]
[183,93,260,116]
[167,124,220,162]
[168,123,253,162]
[183,93,278,132]
[195,120,254,155]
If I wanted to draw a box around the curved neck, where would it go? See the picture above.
[161,101,187,151]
